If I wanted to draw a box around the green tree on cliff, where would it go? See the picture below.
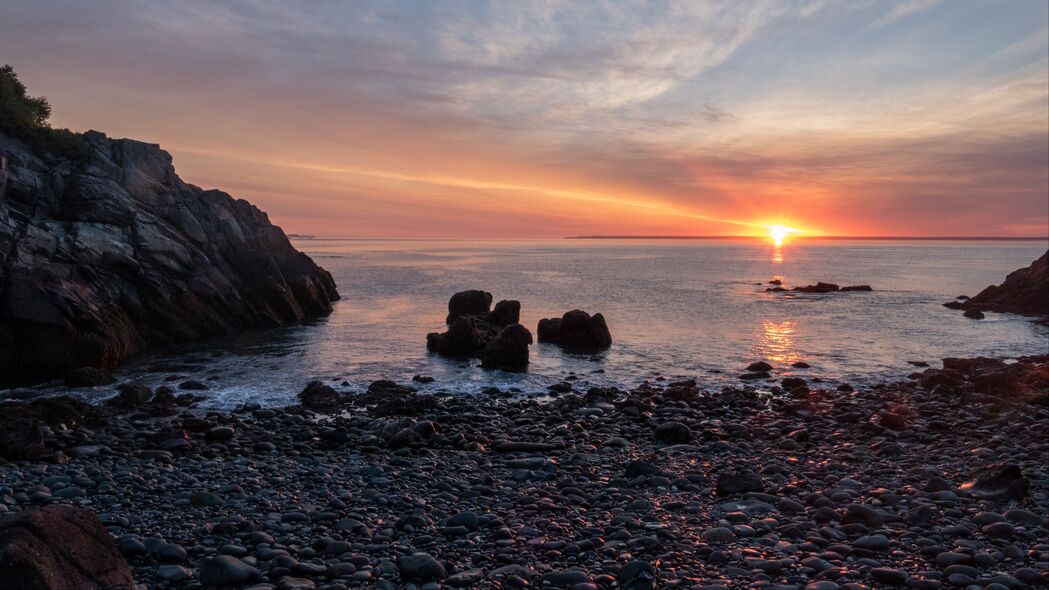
[0,64,86,158]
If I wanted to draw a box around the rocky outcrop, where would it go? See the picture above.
[916,354,1049,405]
[0,130,339,384]
[0,395,108,460]
[537,309,612,351]
[0,505,134,589]
[959,251,1048,317]
[426,291,531,371]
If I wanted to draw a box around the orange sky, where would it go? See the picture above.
[3,1,1047,238]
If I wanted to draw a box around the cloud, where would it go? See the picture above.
[0,0,1045,237]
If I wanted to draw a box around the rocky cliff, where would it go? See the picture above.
[0,130,338,384]
[965,251,1049,317]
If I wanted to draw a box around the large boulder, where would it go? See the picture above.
[962,251,1049,316]
[445,290,492,324]
[0,505,134,589]
[298,380,343,411]
[481,324,533,372]
[428,292,531,369]
[537,309,612,351]
[0,130,339,385]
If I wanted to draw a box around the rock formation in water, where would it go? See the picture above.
[959,251,1049,317]
[0,130,339,384]
[426,290,531,371]
[537,309,612,351]
[0,504,135,589]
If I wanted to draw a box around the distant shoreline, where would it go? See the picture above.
[566,235,1048,241]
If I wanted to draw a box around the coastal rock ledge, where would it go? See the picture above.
[0,130,339,384]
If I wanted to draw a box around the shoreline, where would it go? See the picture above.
[2,356,1047,589]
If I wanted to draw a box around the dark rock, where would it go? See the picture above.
[793,282,840,293]
[963,251,1048,316]
[0,396,107,460]
[398,552,446,582]
[654,421,694,444]
[427,315,501,358]
[747,361,773,372]
[298,381,342,411]
[64,367,116,387]
[480,324,532,371]
[791,361,811,368]
[841,285,873,291]
[199,555,259,586]
[963,308,985,319]
[537,309,612,351]
[488,299,521,327]
[962,464,1029,501]
[178,379,208,390]
[618,561,656,590]
[0,130,339,386]
[105,383,153,409]
[0,505,134,589]
[446,290,492,324]
[624,460,663,478]
[715,470,765,496]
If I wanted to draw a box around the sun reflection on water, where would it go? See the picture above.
[759,320,799,364]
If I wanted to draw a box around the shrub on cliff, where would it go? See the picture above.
[0,64,87,159]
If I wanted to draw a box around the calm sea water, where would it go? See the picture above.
[50,239,1049,407]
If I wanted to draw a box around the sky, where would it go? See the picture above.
[2,0,1047,238]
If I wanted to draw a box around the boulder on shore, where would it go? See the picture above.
[0,505,134,590]
[960,251,1048,317]
[0,130,339,385]
[0,395,107,460]
[537,309,612,351]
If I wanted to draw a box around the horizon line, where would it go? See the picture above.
[565,235,1049,241]
[287,235,1048,241]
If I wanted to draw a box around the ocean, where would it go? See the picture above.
[44,239,1049,407]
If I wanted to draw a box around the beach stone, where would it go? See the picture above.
[199,555,259,586]
[854,534,891,551]
[655,421,694,444]
[715,470,765,496]
[701,527,736,543]
[398,552,446,582]
[157,564,193,582]
[618,561,656,590]
[871,568,908,585]
[541,570,590,586]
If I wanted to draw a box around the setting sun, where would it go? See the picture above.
[769,225,794,246]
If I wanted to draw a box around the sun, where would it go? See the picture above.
[768,225,793,247]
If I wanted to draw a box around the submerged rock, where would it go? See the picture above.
[0,129,339,385]
[537,309,612,351]
[793,282,840,293]
[0,505,134,589]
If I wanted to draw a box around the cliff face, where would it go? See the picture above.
[0,130,339,384]
[965,251,1049,317]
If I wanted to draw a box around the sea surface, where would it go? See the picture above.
[45,239,1049,407]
